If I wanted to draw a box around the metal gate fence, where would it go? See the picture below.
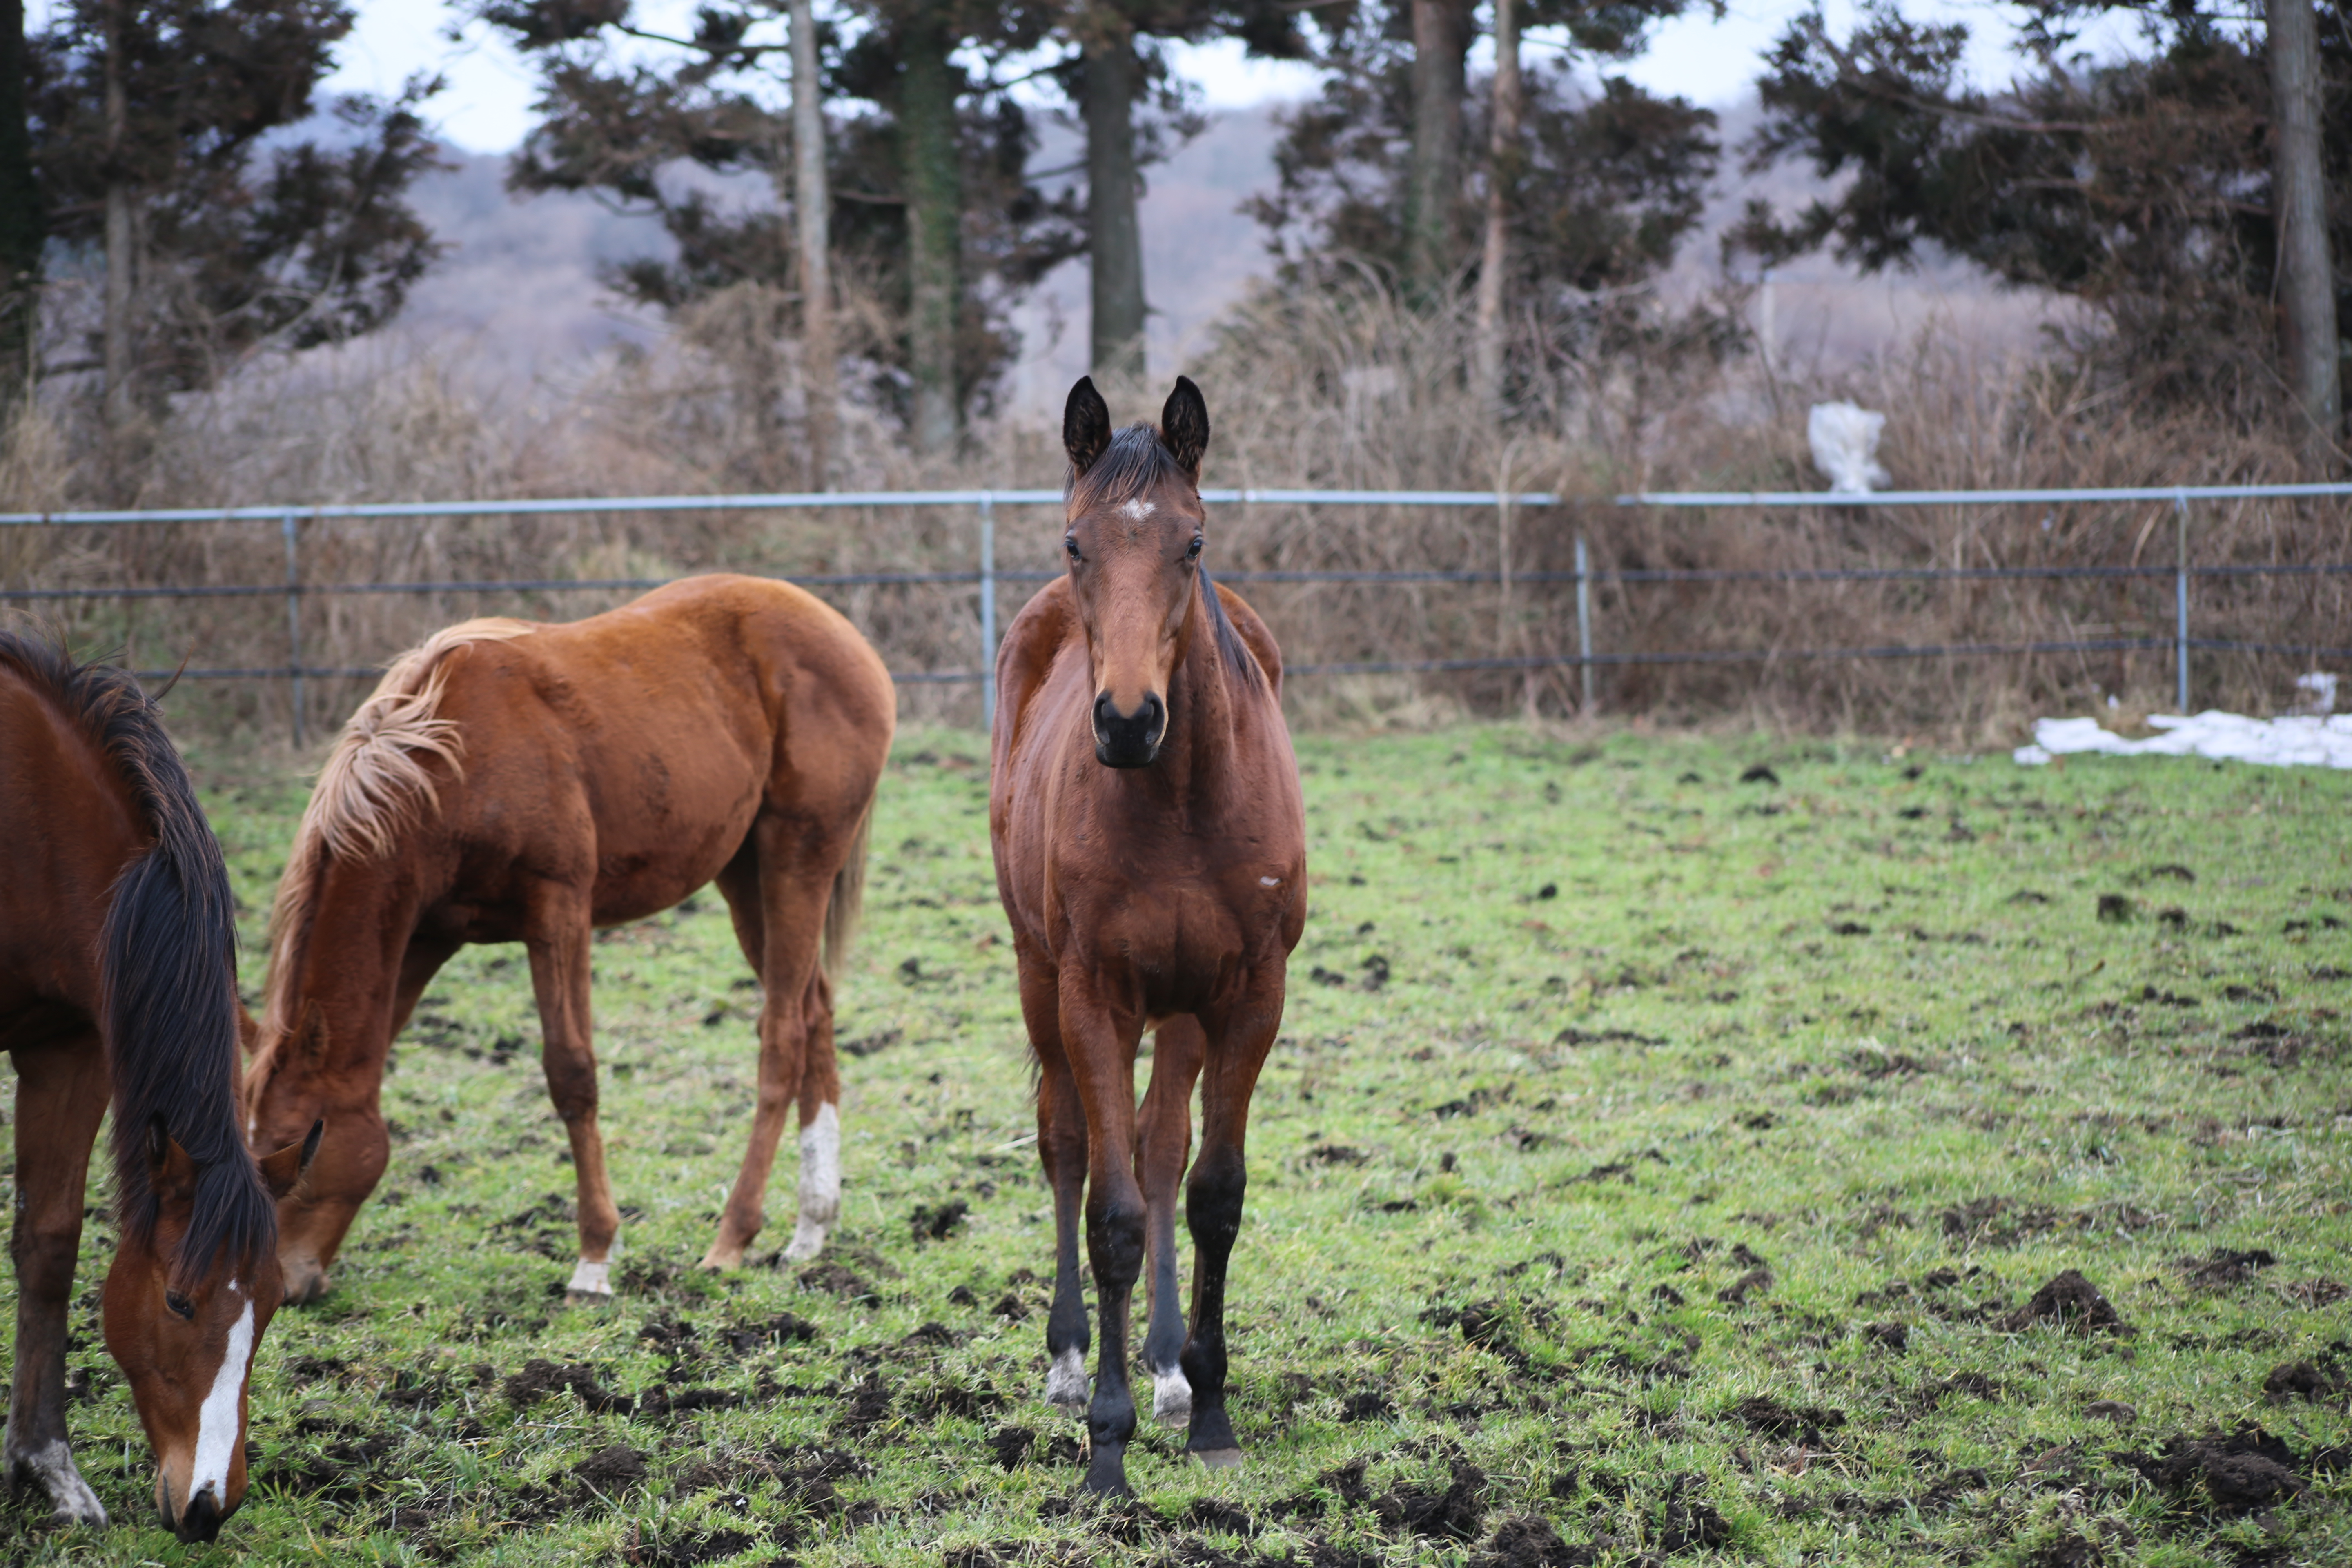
[5,481,2351,743]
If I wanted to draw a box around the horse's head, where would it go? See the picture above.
[1060,375,1213,768]
[102,1119,317,1541]
[244,1007,381,1303]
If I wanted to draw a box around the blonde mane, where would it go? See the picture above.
[263,619,535,1028]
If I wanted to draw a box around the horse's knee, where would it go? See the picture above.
[542,1056,599,1120]
[1086,1198,1147,1285]
[1185,1152,1247,1253]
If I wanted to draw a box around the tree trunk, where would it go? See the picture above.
[0,0,42,419]
[102,0,134,426]
[789,0,835,488]
[1083,30,1145,379]
[1404,0,1473,301]
[899,9,962,454]
[1471,0,1519,407]
[2267,0,2342,459]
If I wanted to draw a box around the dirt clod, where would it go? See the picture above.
[2117,1429,2308,1511]
[573,1443,647,1494]
[2175,1248,2278,1288]
[1717,1267,1773,1305]
[2002,1270,2133,1335]
[1469,1515,1596,1567]
[2263,1360,2344,1404]
[1862,1322,1908,1354]
[1727,1395,1845,1443]
[1373,1461,1488,1541]
[911,1199,970,1242]
[503,1359,630,1412]
[2084,1399,2137,1424]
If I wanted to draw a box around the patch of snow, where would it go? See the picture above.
[2014,711,2352,769]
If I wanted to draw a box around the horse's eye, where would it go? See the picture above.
[1186,536,1203,560]
[1065,537,1080,561]
[165,1292,194,1321]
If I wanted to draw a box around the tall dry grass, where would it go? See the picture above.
[2,274,2345,750]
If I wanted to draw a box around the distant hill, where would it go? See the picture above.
[386,98,2058,405]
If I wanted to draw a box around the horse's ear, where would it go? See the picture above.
[147,1116,198,1206]
[1064,377,1112,476]
[258,1119,324,1201]
[1159,376,1209,479]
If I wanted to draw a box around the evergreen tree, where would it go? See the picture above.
[482,0,1081,453]
[1732,0,2352,427]
[1058,0,1306,376]
[1250,0,1718,372]
[27,0,444,417]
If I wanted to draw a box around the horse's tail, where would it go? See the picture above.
[820,795,874,986]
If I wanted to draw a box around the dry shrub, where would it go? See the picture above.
[1,275,2345,750]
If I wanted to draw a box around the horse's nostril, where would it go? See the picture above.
[176,1486,223,1543]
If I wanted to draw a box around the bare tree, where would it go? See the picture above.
[1471,0,1519,405]
[2267,0,2341,460]
[790,0,836,486]
[0,0,40,416]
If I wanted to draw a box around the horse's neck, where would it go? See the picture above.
[273,862,419,1076]
[1163,585,1246,789]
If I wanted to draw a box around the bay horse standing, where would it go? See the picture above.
[0,633,316,1540]
[243,575,893,1302]
[991,378,1306,1495]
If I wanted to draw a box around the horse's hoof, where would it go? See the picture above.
[1192,1447,1246,1471]
[780,1216,829,1262]
[565,1258,615,1298]
[1152,1368,1193,1427]
[1045,1348,1090,1414]
[9,1442,107,1528]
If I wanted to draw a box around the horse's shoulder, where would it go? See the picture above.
[994,581,1080,760]
[1212,581,1283,689]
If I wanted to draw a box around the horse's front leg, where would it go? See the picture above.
[1138,1015,1205,1427]
[4,1035,110,1525]
[524,893,620,1298]
[1181,977,1284,1468]
[1020,952,1091,1414]
[1060,973,1149,1496]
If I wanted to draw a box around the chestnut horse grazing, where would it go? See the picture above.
[0,633,317,1540]
[991,378,1306,1496]
[244,575,893,1303]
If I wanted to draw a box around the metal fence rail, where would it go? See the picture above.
[5,481,2349,741]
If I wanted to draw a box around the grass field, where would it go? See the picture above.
[4,724,2350,1566]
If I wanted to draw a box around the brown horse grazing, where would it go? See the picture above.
[0,633,318,1540]
[243,575,894,1303]
[991,377,1307,1496]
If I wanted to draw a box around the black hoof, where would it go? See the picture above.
[1082,1443,1133,1497]
[1187,1405,1241,1455]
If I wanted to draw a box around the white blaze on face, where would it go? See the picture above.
[189,1284,254,1506]
[784,1102,842,1261]
[1118,498,1156,521]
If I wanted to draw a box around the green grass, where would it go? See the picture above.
[6,724,2350,1566]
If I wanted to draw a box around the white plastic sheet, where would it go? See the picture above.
[1807,402,1890,494]
[2014,711,2352,769]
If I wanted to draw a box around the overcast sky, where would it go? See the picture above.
[33,0,2147,156]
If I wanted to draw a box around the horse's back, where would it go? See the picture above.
[0,647,143,1029]
[416,576,892,920]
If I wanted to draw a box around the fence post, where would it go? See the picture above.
[1575,534,1594,714]
[283,509,303,749]
[2174,491,2189,713]
[978,492,997,733]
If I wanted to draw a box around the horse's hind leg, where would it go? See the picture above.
[704,814,840,1269]
[1138,1015,1205,1426]
[524,893,621,1298]
[1180,985,1283,1468]
[4,1034,110,1525]
[1022,951,1089,1415]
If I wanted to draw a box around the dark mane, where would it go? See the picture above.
[1067,423,1263,692]
[0,631,274,1287]
[1066,422,1187,512]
